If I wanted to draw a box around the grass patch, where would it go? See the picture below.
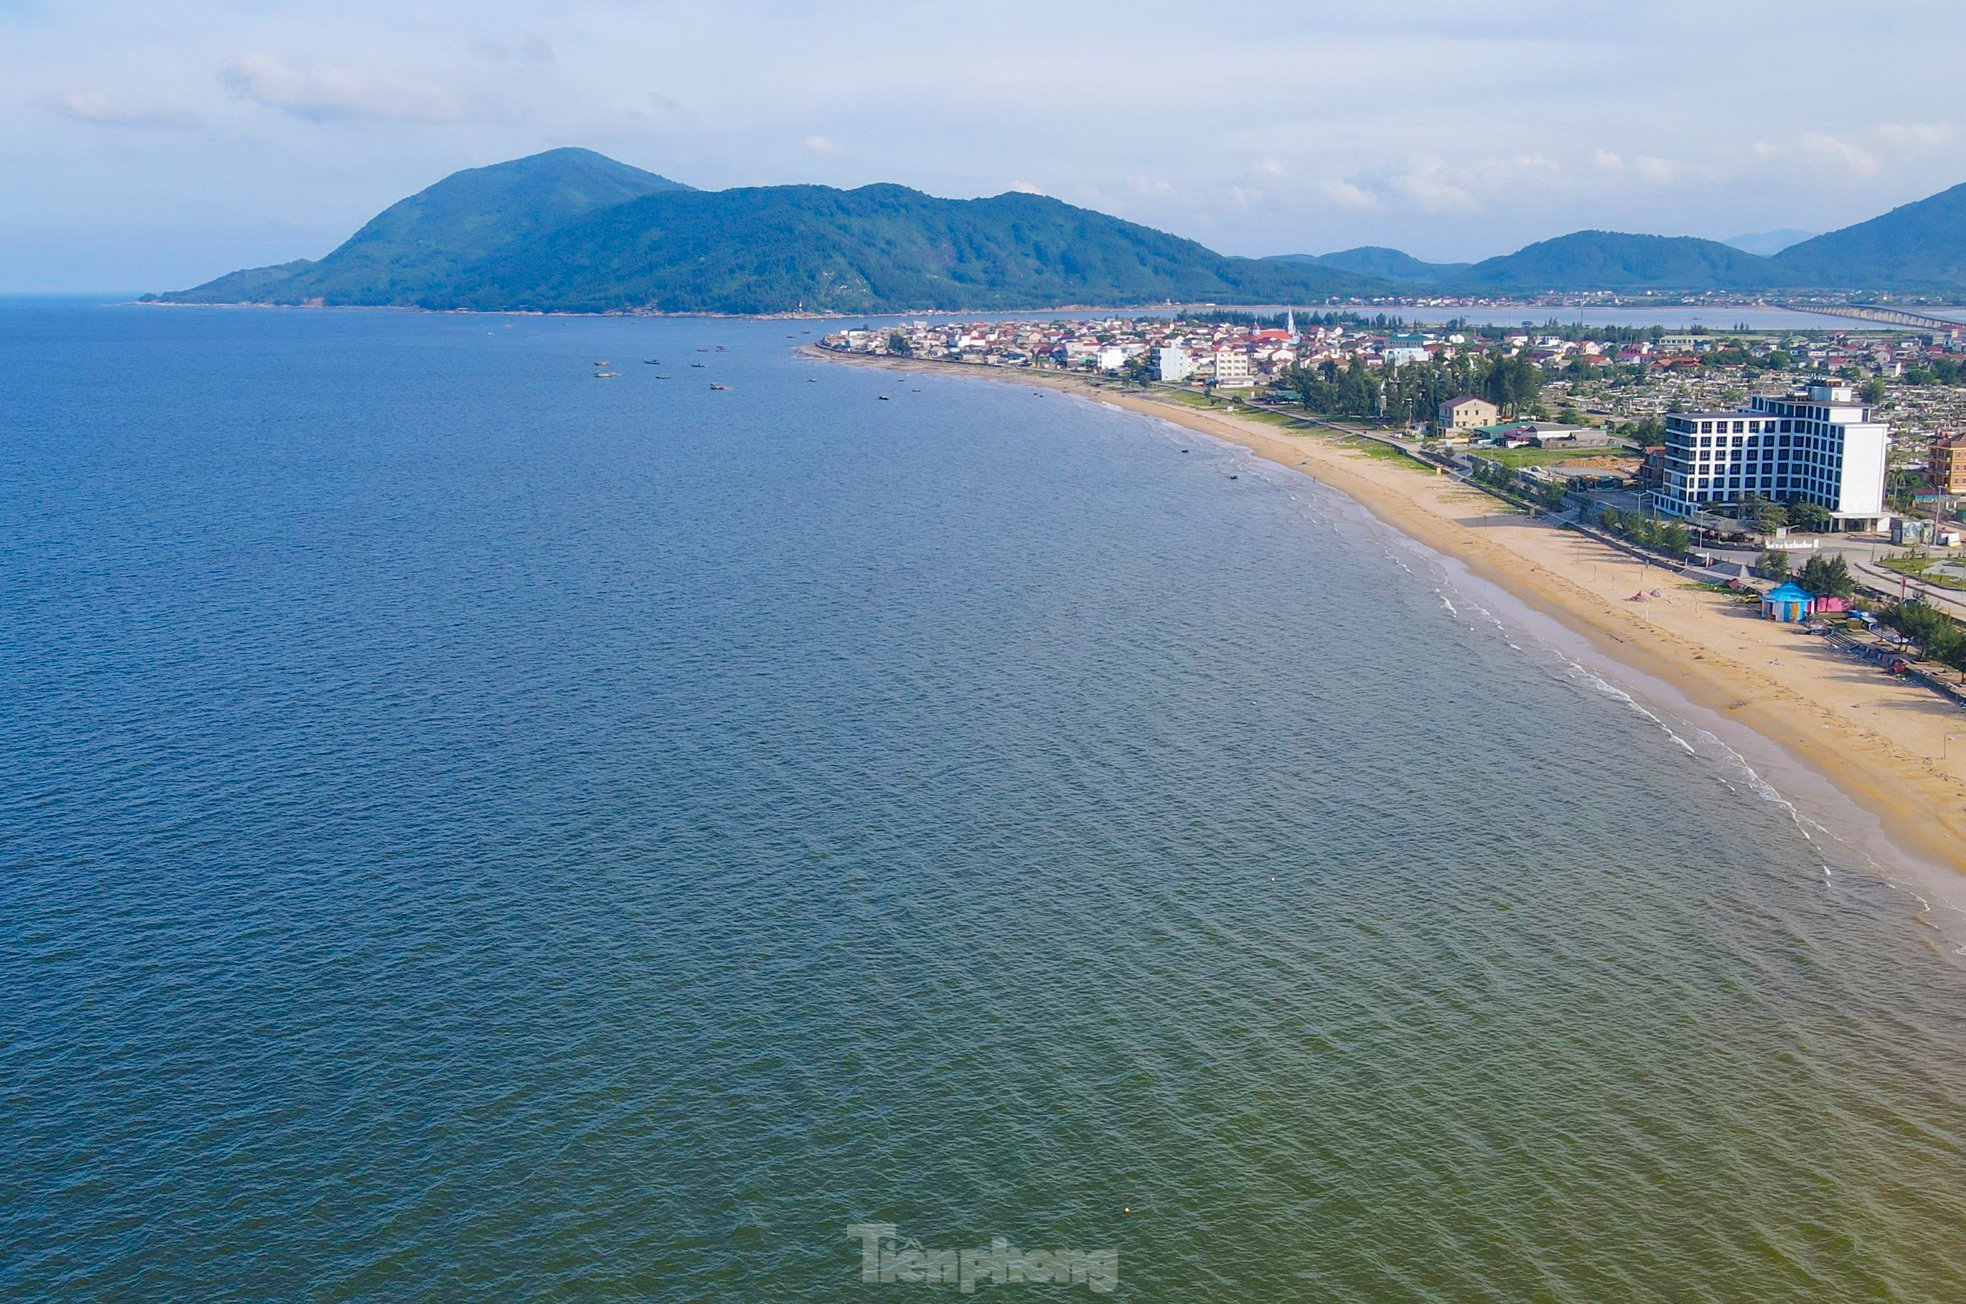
[1342,438,1435,473]
[1474,445,1634,470]
[1880,554,1966,591]
[1157,388,1224,409]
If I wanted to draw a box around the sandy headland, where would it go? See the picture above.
[810,345,1966,914]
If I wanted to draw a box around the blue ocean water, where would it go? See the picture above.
[2,299,1963,1300]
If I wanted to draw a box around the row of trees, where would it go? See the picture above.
[1881,601,1966,673]
[1283,350,1544,425]
[1595,507,1692,556]
[1739,493,1835,534]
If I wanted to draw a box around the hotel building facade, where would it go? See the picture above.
[1652,383,1890,526]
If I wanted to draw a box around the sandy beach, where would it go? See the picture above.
[812,346,1966,896]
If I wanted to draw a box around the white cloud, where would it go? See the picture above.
[1258,157,1285,177]
[1388,158,1474,212]
[41,88,200,129]
[1592,149,1681,186]
[218,52,461,124]
[1229,185,1260,210]
[803,134,841,155]
[1320,179,1380,210]
[1748,123,1960,180]
[1008,180,1045,195]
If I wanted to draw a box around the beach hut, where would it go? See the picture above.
[1760,582,1815,622]
[1811,594,1851,616]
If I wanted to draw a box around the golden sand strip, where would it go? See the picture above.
[812,347,1966,883]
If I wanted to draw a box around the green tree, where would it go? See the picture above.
[1882,600,1966,672]
[886,330,912,357]
[1798,554,1854,599]
[1860,376,1888,407]
[1760,548,1791,581]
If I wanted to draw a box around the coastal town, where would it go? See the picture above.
[823,311,1966,709]
[822,311,1966,517]
[822,311,1966,445]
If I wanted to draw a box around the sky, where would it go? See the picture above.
[7,0,1966,291]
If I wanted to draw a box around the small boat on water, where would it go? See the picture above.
[594,360,611,366]
[877,394,891,401]
[595,371,619,379]
[643,359,661,365]
[691,362,707,369]
[653,374,671,380]
[806,377,818,383]
[715,345,728,352]
[710,382,731,391]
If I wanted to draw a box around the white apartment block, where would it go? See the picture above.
[1155,346,1195,383]
[1654,382,1889,525]
[1212,347,1254,389]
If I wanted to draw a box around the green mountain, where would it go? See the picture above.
[161,148,692,307]
[1773,182,1966,290]
[154,151,1374,313]
[1449,231,1800,293]
[460,183,1372,313]
[1274,246,1469,283]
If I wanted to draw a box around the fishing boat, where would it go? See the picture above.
[709,383,731,391]
[595,371,619,379]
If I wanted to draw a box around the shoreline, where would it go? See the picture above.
[809,345,1966,910]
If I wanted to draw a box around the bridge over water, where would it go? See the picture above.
[1790,303,1966,334]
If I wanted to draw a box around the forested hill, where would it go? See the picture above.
[153,151,1375,313]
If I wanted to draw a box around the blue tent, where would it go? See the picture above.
[1761,582,1815,623]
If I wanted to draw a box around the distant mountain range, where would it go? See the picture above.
[155,148,1360,314]
[152,149,1966,313]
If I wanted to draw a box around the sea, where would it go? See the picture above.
[3,298,1963,1300]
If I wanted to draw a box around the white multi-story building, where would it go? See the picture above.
[1155,346,1194,383]
[1654,382,1890,526]
[1212,347,1253,389]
